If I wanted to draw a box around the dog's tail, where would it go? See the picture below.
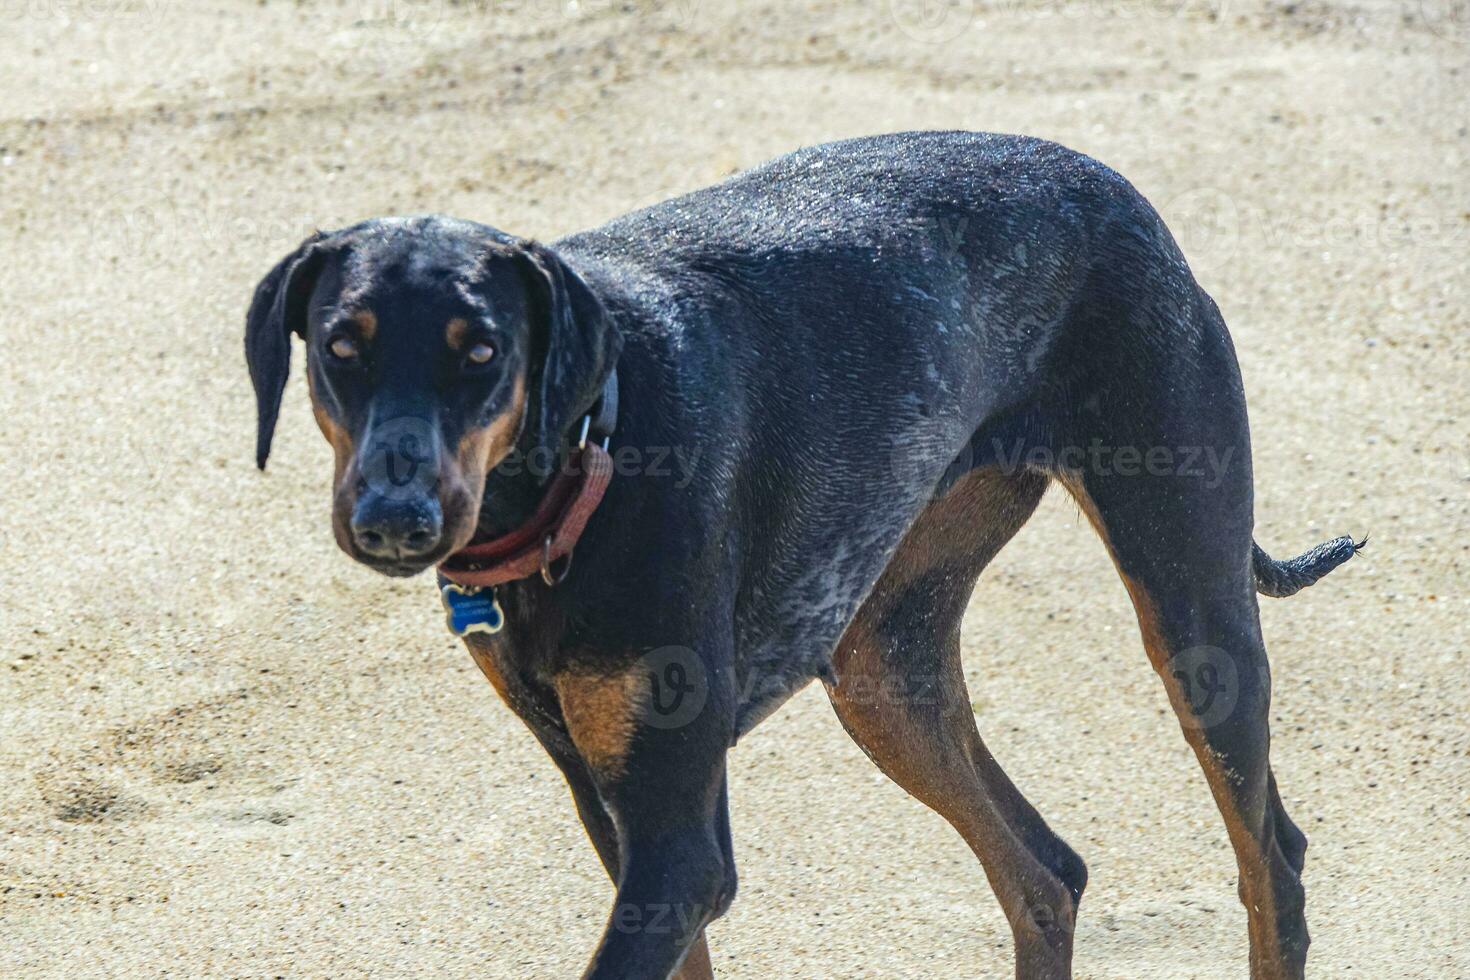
[1252,535,1364,598]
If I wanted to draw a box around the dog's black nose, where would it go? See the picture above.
[350,494,444,560]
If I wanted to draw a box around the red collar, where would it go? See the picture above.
[437,442,614,588]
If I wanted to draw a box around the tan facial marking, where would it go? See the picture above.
[456,375,527,476]
[445,316,470,349]
[554,666,647,777]
[350,309,377,341]
[307,370,354,478]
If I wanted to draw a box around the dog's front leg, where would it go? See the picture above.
[539,739,718,980]
[551,644,736,980]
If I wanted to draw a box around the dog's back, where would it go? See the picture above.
[557,132,1209,725]
[570,130,1142,261]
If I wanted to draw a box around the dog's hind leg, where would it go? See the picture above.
[825,467,1085,980]
[1059,464,1315,980]
[1047,287,1339,979]
[1060,468,1312,979]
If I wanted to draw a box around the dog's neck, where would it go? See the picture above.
[474,443,564,540]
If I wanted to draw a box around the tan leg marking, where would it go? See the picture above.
[827,469,1080,978]
[466,643,514,706]
[553,665,647,778]
[1057,474,1173,670]
[672,933,714,980]
[307,368,354,479]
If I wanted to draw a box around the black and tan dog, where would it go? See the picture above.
[245,131,1358,980]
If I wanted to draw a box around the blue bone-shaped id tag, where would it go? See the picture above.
[439,579,504,637]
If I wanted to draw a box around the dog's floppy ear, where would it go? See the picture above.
[517,240,622,463]
[244,232,331,469]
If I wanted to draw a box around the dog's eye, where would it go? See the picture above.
[465,342,496,366]
[328,334,359,361]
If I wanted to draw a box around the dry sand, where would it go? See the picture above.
[1,1,1466,976]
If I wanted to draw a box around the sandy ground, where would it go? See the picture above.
[0,0,1466,977]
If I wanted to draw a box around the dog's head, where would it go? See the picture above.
[246,216,620,577]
